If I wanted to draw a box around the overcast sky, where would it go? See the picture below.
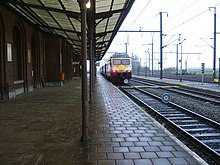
[105,0,220,69]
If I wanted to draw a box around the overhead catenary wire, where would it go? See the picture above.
[166,0,200,23]
[116,0,153,54]
[165,9,208,34]
[166,2,220,34]
[128,0,152,29]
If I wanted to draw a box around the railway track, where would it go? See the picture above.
[119,86,220,164]
[130,78,220,105]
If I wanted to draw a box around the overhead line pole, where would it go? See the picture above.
[213,7,217,81]
[159,12,168,79]
[209,7,217,81]
[151,35,154,76]
[160,12,163,79]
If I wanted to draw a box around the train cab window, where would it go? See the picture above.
[113,59,121,65]
[121,59,130,65]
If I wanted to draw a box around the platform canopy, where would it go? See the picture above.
[2,0,135,61]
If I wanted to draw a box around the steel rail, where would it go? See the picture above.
[130,78,220,105]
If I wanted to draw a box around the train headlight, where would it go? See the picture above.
[112,70,116,73]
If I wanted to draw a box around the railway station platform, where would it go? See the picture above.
[0,74,207,165]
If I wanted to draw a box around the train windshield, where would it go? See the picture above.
[121,59,130,65]
[113,59,121,65]
[113,59,130,65]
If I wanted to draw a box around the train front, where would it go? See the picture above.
[111,57,132,84]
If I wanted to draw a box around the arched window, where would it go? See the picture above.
[31,33,41,88]
[0,20,2,97]
[13,27,22,81]
[31,35,37,86]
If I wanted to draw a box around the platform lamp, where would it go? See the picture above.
[86,0,91,8]
[77,0,90,142]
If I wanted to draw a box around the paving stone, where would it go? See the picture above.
[172,151,191,157]
[117,134,130,138]
[148,141,163,146]
[168,158,190,165]
[98,160,115,165]
[152,136,166,141]
[156,151,174,158]
[134,130,146,134]
[134,159,153,165]
[140,152,158,158]
[124,153,141,159]
[128,147,145,152]
[120,142,135,147]
[107,153,124,159]
[162,141,177,146]
[116,159,134,165]
[89,153,107,160]
[141,133,155,137]
[159,146,176,152]
[105,134,117,138]
[105,142,120,147]
[111,138,125,142]
[110,130,122,134]
[138,137,152,142]
[98,147,113,153]
[126,127,138,130]
[125,137,139,142]
[144,146,161,152]
[152,158,172,165]
[97,137,111,142]
[113,147,129,153]
[115,127,127,131]
[122,130,134,134]
[129,133,142,137]
[134,141,149,147]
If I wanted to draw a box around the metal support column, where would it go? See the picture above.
[151,40,154,76]
[213,7,217,81]
[219,58,220,84]
[78,0,89,142]
[180,43,183,82]
[148,50,150,75]
[89,39,93,103]
[88,0,95,103]
[159,12,168,79]
[176,44,178,75]
[209,7,217,81]
[159,12,163,79]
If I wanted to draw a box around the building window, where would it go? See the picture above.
[13,27,22,81]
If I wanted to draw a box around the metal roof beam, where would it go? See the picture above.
[95,9,122,19]
[1,0,80,19]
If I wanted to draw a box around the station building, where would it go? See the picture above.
[0,4,79,100]
[0,0,134,101]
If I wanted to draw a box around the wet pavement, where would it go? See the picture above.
[0,75,207,165]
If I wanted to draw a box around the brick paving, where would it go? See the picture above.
[0,75,206,165]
